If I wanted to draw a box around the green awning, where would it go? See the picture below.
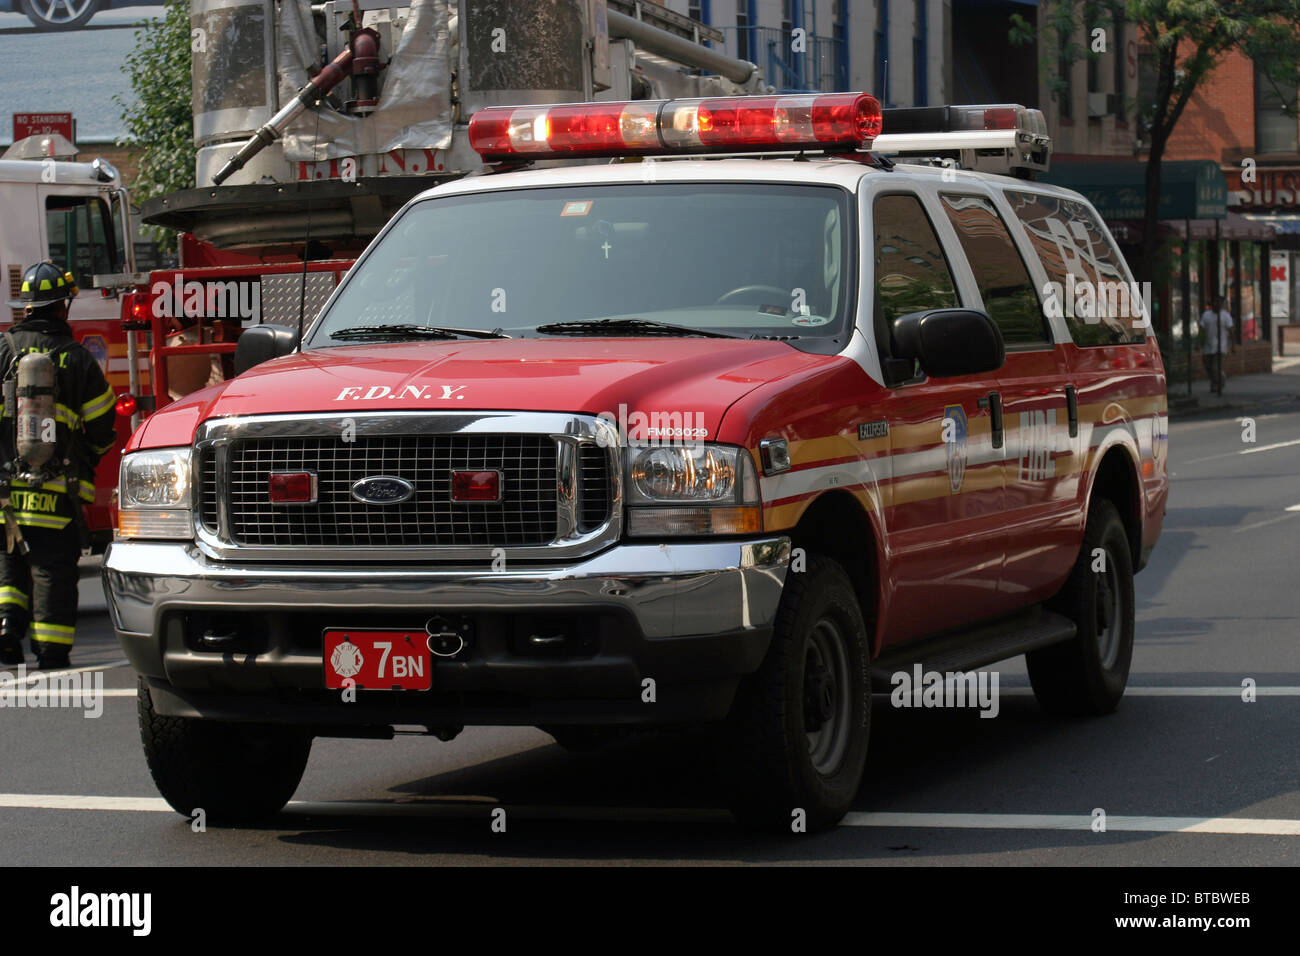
[1040,159,1227,221]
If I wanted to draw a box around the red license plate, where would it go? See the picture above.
[323,630,432,690]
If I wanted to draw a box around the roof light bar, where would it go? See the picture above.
[467,93,883,161]
[873,103,1051,178]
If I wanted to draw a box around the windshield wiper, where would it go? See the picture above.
[535,318,738,339]
[329,324,511,341]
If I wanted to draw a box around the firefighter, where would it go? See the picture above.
[0,261,116,669]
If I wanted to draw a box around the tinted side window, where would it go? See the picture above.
[1004,190,1146,346]
[872,194,958,350]
[940,193,1047,347]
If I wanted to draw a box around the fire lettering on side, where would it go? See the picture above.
[1017,409,1057,481]
[333,385,467,401]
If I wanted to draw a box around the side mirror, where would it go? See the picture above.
[234,324,300,376]
[890,308,1005,379]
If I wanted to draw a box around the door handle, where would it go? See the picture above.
[977,391,1004,449]
[1065,385,1079,438]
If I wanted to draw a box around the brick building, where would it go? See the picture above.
[1161,47,1300,359]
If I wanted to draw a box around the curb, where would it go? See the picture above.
[1168,393,1300,420]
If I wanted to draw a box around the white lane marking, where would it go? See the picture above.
[2,794,1297,835]
[1,686,1290,703]
[1182,432,1300,464]
[0,794,172,812]
[7,687,1290,704]
[1181,450,1241,464]
[0,688,135,700]
[1286,503,1300,512]
[1241,437,1300,455]
[880,687,1300,696]
[841,812,1300,835]
[1010,686,1300,696]
[0,659,129,687]
[1234,512,1300,534]
[3,685,1288,702]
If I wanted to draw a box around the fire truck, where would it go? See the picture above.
[104,91,1169,831]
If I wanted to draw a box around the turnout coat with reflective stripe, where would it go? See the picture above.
[0,314,116,529]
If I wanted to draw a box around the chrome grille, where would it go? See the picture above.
[223,434,558,547]
[199,449,218,532]
[578,443,611,532]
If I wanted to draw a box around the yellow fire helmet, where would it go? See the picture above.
[7,260,77,309]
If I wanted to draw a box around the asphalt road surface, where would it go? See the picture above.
[0,406,1297,866]
[0,7,160,146]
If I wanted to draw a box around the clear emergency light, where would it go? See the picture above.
[467,93,883,161]
[873,104,1051,177]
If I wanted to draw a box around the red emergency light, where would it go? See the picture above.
[121,292,152,330]
[467,93,882,161]
[269,471,317,504]
[451,470,502,502]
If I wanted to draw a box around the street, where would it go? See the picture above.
[1,395,1296,866]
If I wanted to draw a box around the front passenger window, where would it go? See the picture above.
[872,193,958,334]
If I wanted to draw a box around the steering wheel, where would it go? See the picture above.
[714,284,792,306]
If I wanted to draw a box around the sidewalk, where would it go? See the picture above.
[1167,356,1300,419]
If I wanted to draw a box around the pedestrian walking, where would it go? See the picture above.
[1199,295,1235,395]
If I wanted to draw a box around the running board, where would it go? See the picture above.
[870,606,1076,687]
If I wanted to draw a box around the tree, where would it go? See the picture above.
[115,0,194,253]
[1011,1,1300,285]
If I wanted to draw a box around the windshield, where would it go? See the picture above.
[309,183,854,351]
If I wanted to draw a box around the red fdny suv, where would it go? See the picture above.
[104,94,1168,830]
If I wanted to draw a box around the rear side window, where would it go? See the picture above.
[1004,190,1146,346]
[940,193,1048,347]
[872,193,958,346]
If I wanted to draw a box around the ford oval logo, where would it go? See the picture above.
[351,475,415,505]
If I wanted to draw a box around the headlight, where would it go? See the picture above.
[117,447,193,540]
[626,443,761,536]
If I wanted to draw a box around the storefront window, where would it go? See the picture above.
[1241,243,1258,341]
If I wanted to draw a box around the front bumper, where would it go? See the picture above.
[103,536,790,727]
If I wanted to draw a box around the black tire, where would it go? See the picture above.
[20,0,103,31]
[137,679,312,825]
[720,556,870,832]
[1027,499,1135,716]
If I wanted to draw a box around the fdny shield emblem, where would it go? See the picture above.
[943,404,968,493]
[329,639,364,679]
